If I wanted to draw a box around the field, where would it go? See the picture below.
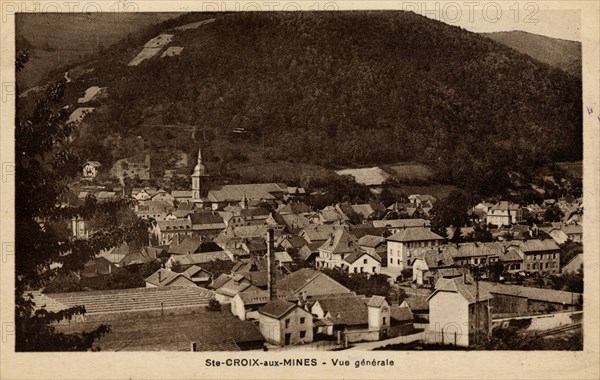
[335,167,390,186]
[384,163,434,181]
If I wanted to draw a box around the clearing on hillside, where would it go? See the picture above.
[335,167,390,186]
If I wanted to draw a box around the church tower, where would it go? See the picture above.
[192,145,207,200]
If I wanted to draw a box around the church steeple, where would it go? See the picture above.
[192,145,207,200]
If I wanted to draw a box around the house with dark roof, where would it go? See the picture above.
[372,218,431,234]
[276,268,352,298]
[230,290,293,321]
[297,243,321,266]
[145,268,196,288]
[299,224,340,245]
[310,294,397,342]
[207,183,288,210]
[182,265,213,287]
[79,257,119,289]
[168,236,203,255]
[166,251,231,271]
[277,201,312,215]
[386,227,445,269]
[357,235,387,265]
[506,239,560,274]
[258,299,313,346]
[155,219,193,246]
[189,211,226,236]
[562,253,583,274]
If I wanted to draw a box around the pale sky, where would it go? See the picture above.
[418,6,581,41]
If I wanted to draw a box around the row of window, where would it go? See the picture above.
[526,262,556,270]
[527,253,558,260]
[284,317,306,328]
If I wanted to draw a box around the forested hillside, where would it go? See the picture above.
[20,12,582,196]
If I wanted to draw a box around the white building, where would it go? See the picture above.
[386,227,445,269]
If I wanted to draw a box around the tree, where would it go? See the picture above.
[468,223,494,242]
[206,298,222,312]
[15,63,150,350]
[543,204,564,222]
[429,191,470,238]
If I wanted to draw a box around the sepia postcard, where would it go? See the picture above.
[1,1,599,379]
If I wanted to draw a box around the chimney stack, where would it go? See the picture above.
[267,228,276,301]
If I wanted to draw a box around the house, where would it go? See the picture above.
[230,290,291,321]
[342,250,381,275]
[310,295,394,342]
[207,183,288,210]
[441,242,507,267]
[357,235,387,265]
[400,296,430,321]
[309,207,348,225]
[486,201,523,226]
[316,229,359,270]
[155,219,193,246]
[182,265,213,287]
[299,224,339,245]
[479,281,582,316]
[165,251,231,271]
[135,200,175,220]
[258,299,314,346]
[78,258,118,288]
[145,268,196,288]
[386,227,445,269]
[285,187,307,201]
[507,239,561,274]
[212,273,262,303]
[119,246,162,268]
[372,218,431,234]
[297,243,321,266]
[189,211,226,236]
[150,189,175,204]
[562,253,583,274]
[277,201,312,215]
[427,275,493,347]
[276,268,352,298]
[82,161,101,179]
[168,235,203,255]
[172,190,194,203]
[277,235,309,251]
[350,202,386,220]
[410,249,455,286]
[548,224,583,245]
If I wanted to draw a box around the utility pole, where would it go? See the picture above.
[475,269,479,347]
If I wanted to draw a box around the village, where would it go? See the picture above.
[33,145,584,352]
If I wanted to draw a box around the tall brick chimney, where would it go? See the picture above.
[267,228,276,301]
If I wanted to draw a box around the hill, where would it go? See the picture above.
[16,13,180,90]
[484,30,581,78]
[18,12,582,196]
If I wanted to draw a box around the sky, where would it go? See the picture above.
[416,5,581,41]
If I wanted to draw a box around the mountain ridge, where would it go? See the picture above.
[17,12,582,196]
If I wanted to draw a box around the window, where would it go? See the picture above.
[383,317,387,325]
[390,258,393,264]
[285,319,290,328]
[397,259,400,265]
[363,259,368,264]
[300,331,306,339]
[527,264,531,270]
[372,266,376,273]
[300,317,305,324]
